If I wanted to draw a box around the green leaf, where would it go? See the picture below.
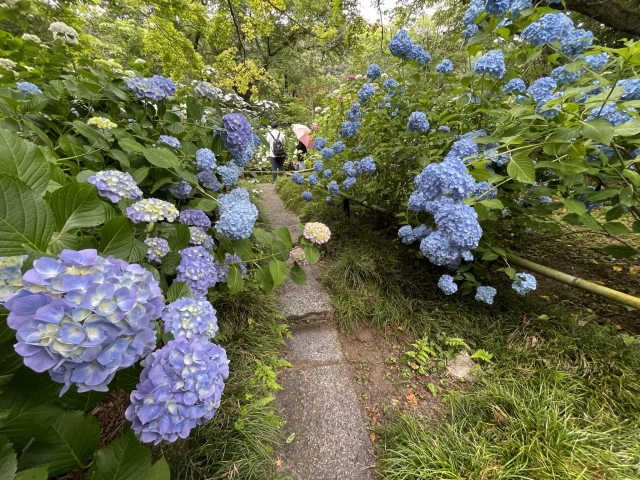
[606,205,626,221]
[232,239,253,260]
[98,217,135,259]
[303,245,320,265]
[603,222,630,235]
[58,134,85,158]
[161,252,181,276]
[599,245,637,258]
[289,262,306,285]
[50,183,105,233]
[587,188,619,202]
[186,98,204,122]
[633,220,640,233]
[623,169,640,186]
[580,119,614,145]
[165,122,185,135]
[0,128,50,195]
[19,411,100,477]
[166,282,192,302]
[0,435,17,480]
[0,176,54,255]
[580,214,601,232]
[619,186,636,207]
[143,458,170,480]
[478,198,503,209]
[85,431,151,480]
[143,148,179,170]
[506,153,535,183]
[227,265,244,294]
[129,240,147,263]
[275,226,293,248]
[252,228,273,246]
[14,466,48,480]
[109,149,131,168]
[269,259,287,287]
[256,265,274,292]
[168,224,190,251]
[613,121,640,137]
[72,121,108,149]
[564,198,587,215]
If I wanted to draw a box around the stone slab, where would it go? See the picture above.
[278,264,333,321]
[276,364,376,480]
[285,323,342,363]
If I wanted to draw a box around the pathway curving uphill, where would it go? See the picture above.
[260,183,376,480]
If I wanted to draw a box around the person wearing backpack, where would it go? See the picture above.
[267,122,286,184]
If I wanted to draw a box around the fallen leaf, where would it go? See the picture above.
[397,326,404,331]
[630,266,640,275]
[369,433,376,442]
[275,459,282,468]
[613,266,623,272]
[540,295,550,299]
[237,338,244,344]
[406,388,418,406]
[286,433,296,443]
[409,362,419,370]
[391,399,399,406]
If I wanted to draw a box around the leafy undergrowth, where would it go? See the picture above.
[163,289,290,480]
[277,178,640,479]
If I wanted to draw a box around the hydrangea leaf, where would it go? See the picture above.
[118,138,145,154]
[98,217,135,260]
[50,183,106,233]
[72,121,109,149]
[0,435,17,480]
[166,282,192,302]
[506,153,535,184]
[302,245,320,265]
[84,430,151,480]
[289,262,307,286]
[142,148,180,170]
[613,121,640,137]
[160,252,181,276]
[602,222,630,236]
[227,265,244,294]
[14,466,49,480]
[186,97,204,123]
[18,411,100,476]
[129,240,148,263]
[143,458,170,480]
[269,259,287,287]
[255,265,274,292]
[598,245,637,258]
[580,119,614,145]
[252,228,274,247]
[275,226,293,249]
[168,224,190,251]
[0,128,50,195]
[0,176,54,255]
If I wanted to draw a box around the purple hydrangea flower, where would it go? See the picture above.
[159,135,181,149]
[473,50,506,79]
[87,170,143,203]
[125,76,176,101]
[512,272,536,295]
[6,249,163,394]
[162,297,218,341]
[197,171,221,191]
[214,253,247,284]
[189,227,213,247]
[539,196,553,203]
[145,237,170,262]
[0,255,27,306]
[127,199,179,223]
[176,246,218,296]
[215,188,258,240]
[438,275,458,295]
[125,338,229,444]
[168,180,192,199]
[196,148,217,172]
[179,210,211,229]
[221,113,253,157]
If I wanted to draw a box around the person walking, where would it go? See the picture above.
[296,140,308,170]
[267,122,286,184]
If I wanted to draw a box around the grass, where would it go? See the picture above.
[276,177,640,479]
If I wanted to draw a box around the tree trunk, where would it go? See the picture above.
[564,0,640,37]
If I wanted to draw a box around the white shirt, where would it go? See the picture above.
[267,129,285,157]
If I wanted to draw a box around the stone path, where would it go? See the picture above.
[259,183,376,480]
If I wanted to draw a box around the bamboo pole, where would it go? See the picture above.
[505,254,640,310]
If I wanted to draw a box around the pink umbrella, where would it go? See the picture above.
[292,124,313,149]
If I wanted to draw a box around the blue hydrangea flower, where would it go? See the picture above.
[485,0,510,15]
[450,138,479,161]
[326,196,332,203]
[196,148,217,172]
[197,171,220,191]
[253,133,261,147]
[358,83,376,103]
[539,196,553,203]
[461,24,479,40]
[314,137,328,150]
[343,177,356,190]
[408,45,432,66]
[389,29,413,57]
[383,78,399,90]
[463,0,485,26]
[215,188,258,240]
[512,272,536,295]
[214,253,247,284]
[189,227,213,247]
[328,181,340,194]
[321,148,335,160]
[323,169,333,179]
[168,180,192,199]
[438,275,458,295]
[432,202,482,250]
[560,29,593,58]
[230,143,254,168]
[435,59,453,73]
[0,255,26,306]
[88,170,143,203]
[302,191,313,201]
[308,174,319,186]
[586,102,634,125]
[621,78,640,101]
[311,160,323,172]
[292,172,305,185]
[127,199,179,223]
[221,113,254,157]
[584,52,609,71]
[438,125,451,132]
[475,286,497,304]
[125,338,229,444]
[17,82,42,94]
[7,249,163,394]
[473,50,506,79]
[162,297,218,341]
[159,135,181,149]
[367,63,382,80]
[126,75,176,101]
[177,246,218,296]
[510,0,532,15]
[347,103,361,121]
[398,225,416,244]
[551,65,581,85]
[343,161,359,177]
[527,77,557,102]
[342,121,360,138]
[407,112,430,132]
[471,181,497,200]
[419,231,463,268]
[521,13,575,47]
[358,156,376,175]
[332,141,346,154]
[179,210,211,229]
[218,164,242,187]
[145,237,170,262]
[194,81,220,99]
[503,78,526,94]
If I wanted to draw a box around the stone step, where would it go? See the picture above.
[278,264,333,322]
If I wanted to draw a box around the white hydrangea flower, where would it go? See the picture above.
[87,117,117,130]
[49,22,79,45]
[134,58,146,64]
[22,33,41,43]
[0,58,17,70]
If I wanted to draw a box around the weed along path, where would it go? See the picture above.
[260,183,376,480]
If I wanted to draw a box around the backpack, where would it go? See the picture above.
[269,131,285,157]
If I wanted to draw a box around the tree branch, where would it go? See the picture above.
[225,0,246,61]
[564,0,640,37]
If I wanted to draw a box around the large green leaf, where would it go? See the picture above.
[14,466,48,480]
[166,281,192,302]
[143,458,170,480]
[275,226,292,249]
[564,198,587,215]
[85,431,151,480]
[118,138,145,154]
[269,259,287,287]
[599,245,637,258]
[72,121,108,149]
[0,435,17,480]
[143,149,180,170]
[19,411,100,477]
[580,118,614,145]
[0,177,54,255]
[289,262,307,285]
[98,217,135,259]
[50,183,105,233]
[0,129,50,195]
[613,121,640,137]
[227,265,244,294]
[506,153,535,183]
[302,245,320,265]
[168,224,190,251]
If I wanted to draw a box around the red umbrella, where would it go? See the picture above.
[292,124,313,149]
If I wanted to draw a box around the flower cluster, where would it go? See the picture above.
[144,237,170,262]
[158,135,181,149]
[21,33,41,43]
[551,66,581,85]
[302,191,313,201]
[343,177,356,190]
[438,275,458,295]
[125,76,176,102]
[527,77,556,102]
[308,174,319,186]
[0,255,26,306]
[622,79,640,101]
[585,53,609,71]
[127,199,179,223]
[332,141,346,154]
[179,209,211,229]
[512,272,537,295]
[388,29,431,65]
[485,0,510,15]
[358,156,376,175]
[312,160,324,172]
[303,222,331,244]
[503,78,526,93]
[397,224,431,245]
[328,181,340,194]
[196,149,217,172]
[560,29,593,58]
[125,338,229,444]
[197,171,220,191]
[383,78,399,90]
[473,50,506,79]
[49,21,79,44]
[367,63,382,80]
[461,24,479,40]
[342,121,360,138]
[221,113,254,158]
[347,103,361,121]
[323,169,333,179]
[87,117,117,130]
[214,253,247,284]
[321,148,335,160]
[586,103,635,126]
[17,82,42,94]
[407,112,430,132]
[292,172,305,185]
[475,286,497,304]
[176,246,218,296]
[189,227,213,247]
[215,188,258,240]
[521,13,577,47]
[435,60,453,73]
[218,164,242,187]
[162,297,218,342]
[194,81,220,99]
[6,249,163,394]
[314,137,328,150]
[88,170,143,203]
[289,247,308,266]
[358,83,376,103]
